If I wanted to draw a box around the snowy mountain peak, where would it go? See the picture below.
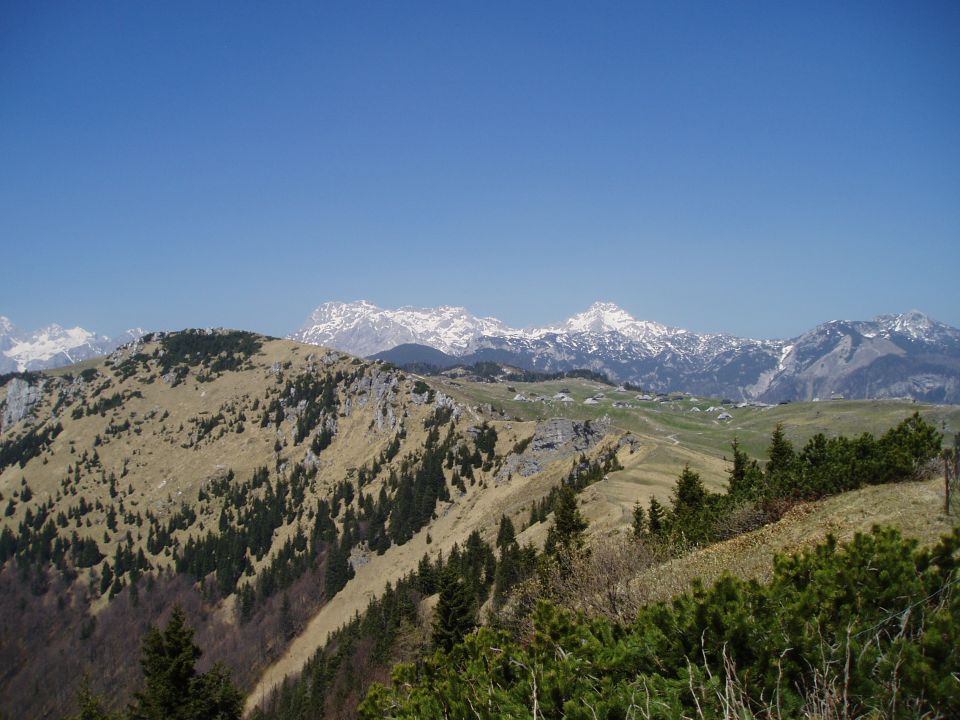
[290,301,960,402]
[0,317,144,373]
[888,310,935,337]
[291,301,514,357]
[560,302,638,333]
[537,301,673,345]
[865,310,957,343]
[293,299,723,359]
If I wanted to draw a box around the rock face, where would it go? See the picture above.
[530,418,607,453]
[1,377,46,430]
[348,365,404,432]
[497,417,609,482]
[295,302,960,404]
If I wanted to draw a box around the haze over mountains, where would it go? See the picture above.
[291,301,960,404]
[0,316,143,373]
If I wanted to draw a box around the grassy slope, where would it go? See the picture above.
[0,338,621,712]
[4,349,958,716]
[440,374,960,538]
[628,475,957,605]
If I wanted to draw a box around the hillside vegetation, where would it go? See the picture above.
[362,525,960,719]
[1,332,957,719]
[256,405,955,720]
[356,412,956,719]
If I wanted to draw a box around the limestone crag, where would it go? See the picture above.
[348,365,402,432]
[496,417,609,482]
[1,377,47,431]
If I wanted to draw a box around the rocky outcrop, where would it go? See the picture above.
[530,417,608,453]
[348,365,402,431]
[496,417,609,482]
[1,377,46,431]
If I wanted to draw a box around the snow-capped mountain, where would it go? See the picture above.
[752,312,960,403]
[0,317,144,373]
[536,301,674,348]
[290,302,960,403]
[289,301,514,357]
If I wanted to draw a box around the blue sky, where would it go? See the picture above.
[2,1,958,339]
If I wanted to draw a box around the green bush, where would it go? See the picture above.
[360,526,960,719]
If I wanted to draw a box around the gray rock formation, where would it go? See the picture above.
[496,417,609,482]
[2,377,46,430]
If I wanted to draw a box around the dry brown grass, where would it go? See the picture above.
[627,476,957,606]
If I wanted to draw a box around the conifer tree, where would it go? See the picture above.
[672,464,706,512]
[766,423,795,479]
[544,485,587,556]
[128,607,241,720]
[129,607,201,719]
[323,533,353,598]
[647,496,664,535]
[99,561,113,595]
[279,593,295,640]
[495,514,516,549]
[632,502,647,539]
[68,676,115,720]
[188,663,243,720]
[431,566,476,652]
[727,437,761,499]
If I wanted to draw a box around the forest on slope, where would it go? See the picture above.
[1,328,956,719]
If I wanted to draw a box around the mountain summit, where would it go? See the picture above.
[289,301,512,357]
[539,302,673,343]
[290,302,960,404]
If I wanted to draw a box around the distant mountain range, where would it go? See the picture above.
[0,316,142,373]
[5,302,957,403]
[290,301,960,403]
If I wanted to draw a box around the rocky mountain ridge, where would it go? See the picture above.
[0,328,627,718]
[292,301,960,403]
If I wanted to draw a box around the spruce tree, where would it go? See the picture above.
[431,566,476,652]
[496,514,516,549]
[648,496,664,535]
[632,502,647,539]
[188,663,243,720]
[766,423,795,476]
[323,533,353,598]
[726,437,765,500]
[128,607,241,720]
[279,592,295,640]
[129,607,202,720]
[493,543,520,608]
[672,464,706,512]
[69,676,115,720]
[544,485,588,556]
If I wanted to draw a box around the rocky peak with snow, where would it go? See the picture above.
[870,310,956,343]
[293,301,960,404]
[0,317,145,373]
[536,301,672,341]
[290,301,514,357]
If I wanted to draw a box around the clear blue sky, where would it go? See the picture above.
[2,1,958,339]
